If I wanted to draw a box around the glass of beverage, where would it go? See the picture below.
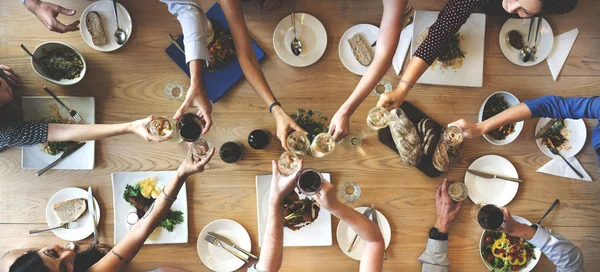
[248,129,271,150]
[447,182,468,202]
[296,169,323,196]
[341,182,361,203]
[147,117,174,138]
[220,141,244,163]
[432,126,464,172]
[177,113,203,142]
[277,151,301,176]
[471,203,506,230]
[309,133,335,158]
[191,138,211,160]
[366,106,391,130]
[341,133,361,149]
[287,131,310,156]
[372,79,392,96]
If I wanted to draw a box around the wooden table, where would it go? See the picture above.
[1,0,599,271]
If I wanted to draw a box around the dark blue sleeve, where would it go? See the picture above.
[0,121,48,150]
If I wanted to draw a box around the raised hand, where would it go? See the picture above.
[24,0,80,33]
[173,85,213,135]
[434,178,463,233]
[448,119,484,139]
[328,110,351,142]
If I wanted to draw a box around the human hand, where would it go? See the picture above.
[0,65,19,88]
[24,0,80,33]
[448,119,484,139]
[500,207,536,240]
[270,159,303,202]
[434,178,463,233]
[259,0,281,11]
[173,84,213,135]
[314,179,341,212]
[328,110,351,142]
[376,90,407,111]
[177,146,215,178]
[129,116,172,142]
[272,107,306,150]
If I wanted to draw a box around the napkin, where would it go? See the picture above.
[546,28,579,81]
[392,23,414,75]
[537,156,592,181]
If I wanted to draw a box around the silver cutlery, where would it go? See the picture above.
[113,0,128,45]
[290,11,302,56]
[168,34,185,55]
[538,199,560,225]
[88,186,99,244]
[547,145,584,179]
[533,118,558,140]
[205,234,249,263]
[20,44,48,77]
[371,204,387,260]
[347,207,372,252]
[43,86,82,123]
[529,16,543,61]
[208,232,259,260]
[467,169,523,183]
[372,6,413,47]
[520,17,535,62]
[37,142,86,176]
[29,222,78,234]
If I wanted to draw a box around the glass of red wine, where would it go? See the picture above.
[296,168,323,196]
[471,203,506,230]
[177,113,203,142]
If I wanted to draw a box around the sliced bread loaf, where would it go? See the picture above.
[348,34,372,66]
[53,198,87,223]
[86,11,108,45]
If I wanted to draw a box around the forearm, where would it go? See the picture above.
[390,57,430,99]
[479,103,532,134]
[516,224,584,271]
[330,204,382,243]
[47,123,132,142]
[189,60,208,97]
[256,196,285,271]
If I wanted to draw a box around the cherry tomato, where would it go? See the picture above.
[486,253,495,263]
[512,265,521,271]
[485,235,494,244]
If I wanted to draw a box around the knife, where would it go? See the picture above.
[167,33,185,55]
[88,186,99,244]
[36,142,86,176]
[370,204,387,260]
[533,118,558,139]
[208,232,259,260]
[467,169,523,183]
[205,234,249,263]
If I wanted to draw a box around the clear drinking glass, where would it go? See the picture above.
[147,116,174,138]
[310,133,335,158]
[191,138,211,159]
[296,168,324,196]
[164,81,186,101]
[432,126,464,172]
[341,182,361,203]
[366,106,391,130]
[341,133,362,149]
[277,151,301,176]
[287,131,310,156]
[177,113,203,142]
[372,79,392,96]
[447,182,468,202]
[471,203,506,230]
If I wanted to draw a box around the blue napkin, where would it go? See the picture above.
[165,2,266,103]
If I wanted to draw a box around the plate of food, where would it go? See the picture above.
[197,219,252,272]
[535,118,586,159]
[465,155,519,207]
[499,18,553,67]
[411,10,486,87]
[30,42,86,85]
[45,187,100,241]
[256,173,332,247]
[112,171,188,244]
[80,0,132,52]
[21,96,95,170]
[273,13,327,67]
[480,216,541,271]
[478,91,524,145]
[336,206,391,261]
[338,24,379,75]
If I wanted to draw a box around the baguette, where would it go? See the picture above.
[348,34,373,66]
[86,11,108,45]
[53,198,87,224]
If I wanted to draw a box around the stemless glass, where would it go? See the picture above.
[191,138,211,160]
[309,133,335,158]
[372,79,392,96]
[366,106,391,130]
[277,151,301,176]
[447,182,468,202]
[296,168,324,196]
[287,131,310,156]
[341,182,361,203]
[471,203,506,230]
[341,133,362,149]
[177,113,203,142]
[147,116,174,138]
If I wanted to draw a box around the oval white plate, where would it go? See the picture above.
[338,24,379,75]
[45,187,100,241]
[336,206,391,261]
[477,91,524,146]
[535,118,586,159]
[273,13,327,67]
[197,219,252,272]
[499,18,553,67]
[80,1,132,52]
[465,155,519,207]
[479,216,541,271]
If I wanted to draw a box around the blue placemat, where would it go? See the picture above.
[165,2,266,103]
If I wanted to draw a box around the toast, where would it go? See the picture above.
[348,34,372,66]
[86,11,108,45]
[53,198,87,223]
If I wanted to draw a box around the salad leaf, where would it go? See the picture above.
[160,210,184,232]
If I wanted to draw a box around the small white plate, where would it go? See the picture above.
[499,18,554,67]
[112,171,188,245]
[465,155,519,207]
[273,13,327,67]
[480,216,541,271]
[535,118,586,159]
[336,207,391,261]
[338,24,379,75]
[80,0,132,52]
[21,96,95,170]
[256,173,332,247]
[477,91,524,146]
[197,219,252,272]
[45,187,100,241]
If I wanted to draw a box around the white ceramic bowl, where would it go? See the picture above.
[478,91,523,145]
[31,41,86,85]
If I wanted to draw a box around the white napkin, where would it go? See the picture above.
[546,28,579,81]
[392,23,414,75]
[537,156,592,181]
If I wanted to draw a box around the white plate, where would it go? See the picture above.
[197,219,252,272]
[45,187,100,241]
[21,96,95,170]
[336,207,391,261]
[480,216,541,271]
[535,118,586,159]
[256,173,332,247]
[477,91,524,146]
[411,10,486,87]
[338,24,379,75]
[499,18,553,67]
[273,13,327,67]
[112,171,188,244]
[80,0,132,52]
[465,155,519,207]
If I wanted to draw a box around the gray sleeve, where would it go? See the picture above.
[528,225,584,272]
[160,0,210,63]
[418,238,450,272]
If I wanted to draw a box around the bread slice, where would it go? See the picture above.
[86,11,108,45]
[348,34,372,66]
[53,198,87,223]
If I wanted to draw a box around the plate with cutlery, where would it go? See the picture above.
[336,206,391,261]
[465,155,521,207]
[197,219,254,272]
[273,12,327,67]
[499,17,554,67]
[42,187,100,242]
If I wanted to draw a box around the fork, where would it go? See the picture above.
[43,86,82,123]
[347,207,372,252]
[547,146,584,179]
[29,222,79,234]
[204,235,249,263]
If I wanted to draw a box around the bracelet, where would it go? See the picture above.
[268,101,281,113]
[399,79,414,88]
[162,188,176,202]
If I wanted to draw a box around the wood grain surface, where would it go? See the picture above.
[1,0,599,271]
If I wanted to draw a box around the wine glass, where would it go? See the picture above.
[447,182,468,202]
[287,131,310,156]
[366,106,391,130]
[309,133,335,158]
[177,113,203,142]
[147,116,174,138]
[471,203,506,230]
[191,138,211,160]
[277,151,300,176]
[296,168,323,196]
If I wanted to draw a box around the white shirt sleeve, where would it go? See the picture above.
[528,225,584,272]
[160,0,210,63]
[418,238,450,272]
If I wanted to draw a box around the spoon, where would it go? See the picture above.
[290,11,302,56]
[113,0,127,45]
[519,17,535,62]
[538,199,560,225]
[529,16,543,61]
[20,44,48,76]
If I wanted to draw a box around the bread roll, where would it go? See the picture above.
[389,108,422,166]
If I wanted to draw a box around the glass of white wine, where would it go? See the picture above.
[147,116,174,138]
[310,133,335,158]
[366,106,391,130]
[287,131,310,156]
[447,182,468,202]
[277,151,301,176]
[191,138,211,160]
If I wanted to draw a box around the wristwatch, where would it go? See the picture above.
[429,227,449,241]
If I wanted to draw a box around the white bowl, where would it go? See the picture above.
[478,91,523,145]
[31,41,86,85]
